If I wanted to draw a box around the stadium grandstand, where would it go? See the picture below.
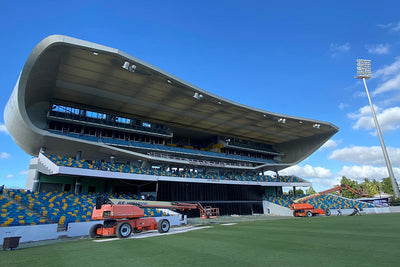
[4,34,340,220]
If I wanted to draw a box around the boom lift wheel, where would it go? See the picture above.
[325,208,331,216]
[157,219,170,233]
[306,211,313,217]
[116,222,132,238]
[89,224,103,238]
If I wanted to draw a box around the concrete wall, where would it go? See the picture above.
[389,206,400,213]
[0,215,187,245]
[263,201,293,216]
[262,201,392,217]
[0,224,59,245]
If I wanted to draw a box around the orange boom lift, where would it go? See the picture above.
[289,184,363,217]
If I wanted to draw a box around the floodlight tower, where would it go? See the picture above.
[356,59,400,199]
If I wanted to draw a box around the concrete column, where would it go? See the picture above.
[32,170,40,192]
[76,151,82,161]
[74,177,81,194]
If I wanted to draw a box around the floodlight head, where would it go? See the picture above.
[193,92,203,100]
[356,59,371,79]
[122,61,136,72]
[122,61,130,70]
[313,123,320,129]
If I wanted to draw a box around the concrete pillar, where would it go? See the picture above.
[76,151,82,161]
[74,177,81,194]
[110,156,115,165]
[32,170,40,192]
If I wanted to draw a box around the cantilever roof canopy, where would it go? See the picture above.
[23,35,338,146]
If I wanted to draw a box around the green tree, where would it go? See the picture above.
[288,189,304,195]
[360,178,380,197]
[306,187,317,195]
[381,177,393,195]
[339,176,360,199]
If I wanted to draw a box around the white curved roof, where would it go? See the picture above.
[4,35,338,169]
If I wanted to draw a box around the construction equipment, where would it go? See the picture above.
[198,204,220,219]
[290,184,362,217]
[89,196,198,238]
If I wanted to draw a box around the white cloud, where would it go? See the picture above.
[377,21,400,32]
[373,74,400,96]
[0,123,9,135]
[377,22,393,29]
[6,174,15,179]
[338,165,400,182]
[353,90,366,98]
[366,44,390,55]
[321,139,340,150]
[18,170,28,175]
[330,42,350,57]
[0,152,11,159]
[329,146,400,166]
[311,176,341,190]
[348,105,400,133]
[338,103,349,110]
[280,164,332,179]
[373,57,400,80]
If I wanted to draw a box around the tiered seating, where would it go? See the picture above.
[0,194,43,227]
[3,190,169,228]
[264,194,380,210]
[51,131,274,164]
[264,194,306,208]
[305,194,379,210]
[45,154,307,184]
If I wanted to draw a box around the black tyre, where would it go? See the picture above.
[157,219,170,233]
[133,228,142,233]
[116,222,132,238]
[293,211,298,217]
[325,208,331,216]
[89,224,103,238]
[306,211,313,217]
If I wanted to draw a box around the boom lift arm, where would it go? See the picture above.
[289,184,363,217]
[293,184,362,204]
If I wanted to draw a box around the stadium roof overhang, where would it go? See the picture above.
[5,35,338,167]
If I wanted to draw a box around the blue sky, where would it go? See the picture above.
[1,1,400,191]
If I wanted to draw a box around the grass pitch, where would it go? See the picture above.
[2,213,400,266]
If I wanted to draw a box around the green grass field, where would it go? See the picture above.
[2,213,400,266]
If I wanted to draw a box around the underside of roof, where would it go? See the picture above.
[5,35,338,169]
[22,35,338,146]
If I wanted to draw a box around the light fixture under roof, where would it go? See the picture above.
[278,118,286,124]
[122,61,136,72]
[193,92,203,100]
[313,123,320,129]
